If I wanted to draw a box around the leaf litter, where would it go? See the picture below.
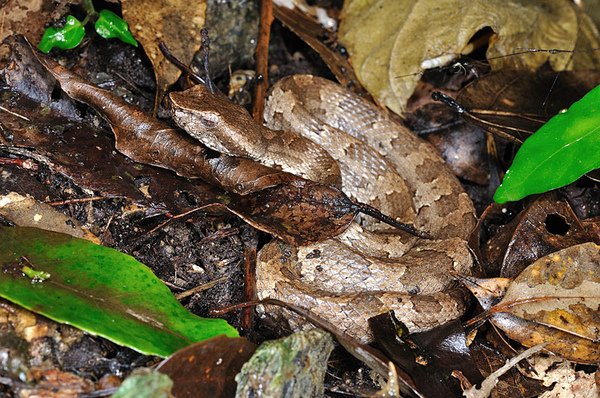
[4,0,594,394]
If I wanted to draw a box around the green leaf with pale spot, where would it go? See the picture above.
[38,15,86,53]
[494,84,600,203]
[0,226,238,357]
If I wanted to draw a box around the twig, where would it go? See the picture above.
[174,276,228,300]
[0,105,30,121]
[44,196,120,206]
[460,344,545,398]
[242,244,257,331]
[158,42,205,85]
[0,157,37,170]
[147,203,219,234]
[252,0,274,122]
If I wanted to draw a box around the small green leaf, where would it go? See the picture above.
[95,9,138,47]
[494,84,600,204]
[0,227,238,357]
[38,15,86,53]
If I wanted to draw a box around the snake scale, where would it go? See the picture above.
[170,75,476,342]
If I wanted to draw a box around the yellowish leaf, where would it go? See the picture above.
[339,0,600,114]
[489,243,600,364]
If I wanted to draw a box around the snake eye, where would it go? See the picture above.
[200,111,220,128]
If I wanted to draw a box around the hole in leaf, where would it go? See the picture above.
[466,26,494,58]
[50,84,62,101]
[544,213,570,236]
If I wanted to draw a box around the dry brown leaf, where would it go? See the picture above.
[488,243,600,364]
[339,0,600,114]
[531,356,599,398]
[483,193,597,278]
[156,336,256,398]
[462,344,545,398]
[0,192,100,244]
[0,0,72,45]
[121,0,207,98]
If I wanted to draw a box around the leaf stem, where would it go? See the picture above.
[82,0,97,18]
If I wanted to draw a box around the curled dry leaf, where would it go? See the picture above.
[339,0,600,114]
[486,243,600,364]
[121,0,207,98]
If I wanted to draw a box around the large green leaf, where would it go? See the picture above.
[0,226,238,357]
[494,84,600,203]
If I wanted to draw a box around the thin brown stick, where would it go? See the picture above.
[252,0,273,122]
[44,196,120,206]
[175,276,228,300]
[147,203,220,234]
[241,244,257,331]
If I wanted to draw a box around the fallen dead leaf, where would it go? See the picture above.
[121,0,207,99]
[156,336,256,398]
[486,243,600,364]
[462,344,545,398]
[0,0,72,45]
[339,0,600,114]
[0,192,100,243]
[530,356,599,398]
[484,193,598,278]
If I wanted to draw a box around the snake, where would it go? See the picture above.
[169,74,476,342]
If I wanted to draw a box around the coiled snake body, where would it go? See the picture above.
[172,75,476,342]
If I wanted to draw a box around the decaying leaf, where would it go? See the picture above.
[339,0,600,114]
[462,344,545,398]
[369,313,483,397]
[0,0,72,45]
[0,192,100,243]
[484,193,598,278]
[530,356,599,398]
[469,340,547,398]
[156,336,256,398]
[485,243,600,364]
[121,0,207,98]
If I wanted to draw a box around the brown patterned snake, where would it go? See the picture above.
[170,75,476,342]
